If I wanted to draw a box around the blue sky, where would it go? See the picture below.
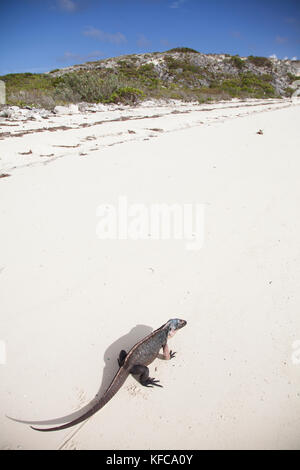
[0,0,299,75]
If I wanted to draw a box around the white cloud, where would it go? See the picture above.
[57,51,80,62]
[57,0,78,12]
[284,17,299,25]
[269,54,298,61]
[85,50,103,60]
[283,55,298,61]
[230,31,242,39]
[57,50,102,63]
[83,26,127,44]
[276,35,288,44]
[170,0,187,9]
[137,34,151,48]
[160,38,170,48]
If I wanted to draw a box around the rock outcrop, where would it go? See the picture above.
[47,51,299,97]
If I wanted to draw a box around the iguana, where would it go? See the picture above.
[10,318,186,432]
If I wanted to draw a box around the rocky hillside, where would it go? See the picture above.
[1,48,300,109]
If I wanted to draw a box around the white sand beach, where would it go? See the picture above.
[1,98,300,450]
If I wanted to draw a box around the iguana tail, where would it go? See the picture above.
[31,367,129,432]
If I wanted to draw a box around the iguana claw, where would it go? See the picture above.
[170,350,176,359]
[144,378,163,388]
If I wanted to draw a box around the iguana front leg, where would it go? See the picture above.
[162,343,176,360]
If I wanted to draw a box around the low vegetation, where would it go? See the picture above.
[229,55,246,70]
[0,49,296,108]
[166,47,200,53]
[0,72,61,108]
[287,72,298,83]
[284,87,294,97]
[109,87,145,103]
[247,55,273,69]
[219,72,276,98]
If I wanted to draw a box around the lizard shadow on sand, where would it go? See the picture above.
[10,324,153,426]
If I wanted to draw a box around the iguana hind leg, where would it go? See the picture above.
[118,350,127,367]
[130,364,163,388]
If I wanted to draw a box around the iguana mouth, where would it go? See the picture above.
[179,319,187,328]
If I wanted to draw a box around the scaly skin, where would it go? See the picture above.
[10,318,187,432]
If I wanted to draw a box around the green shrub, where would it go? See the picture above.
[117,60,141,80]
[247,56,273,69]
[138,63,155,74]
[221,72,276,97]
[137,64,160,86]
[284,87,294,97]
[55,72,125,103]
[167,47,199,53]
[287,72,298,83]
[1,72,62,108]
[164,56,202,75]
[109,87,145,104]
[1,73,56,92]
[260,73,273,82]
[230,55,246,70]
[98,74,126,100]
[54,72,101,102]
[209,79,221,88]
[7,89,56,108]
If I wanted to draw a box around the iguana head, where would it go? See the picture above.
[165,318,187,338]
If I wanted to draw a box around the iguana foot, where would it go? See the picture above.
[143,378,163,388]
[170,350,176,359]
[130,364,163,388]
